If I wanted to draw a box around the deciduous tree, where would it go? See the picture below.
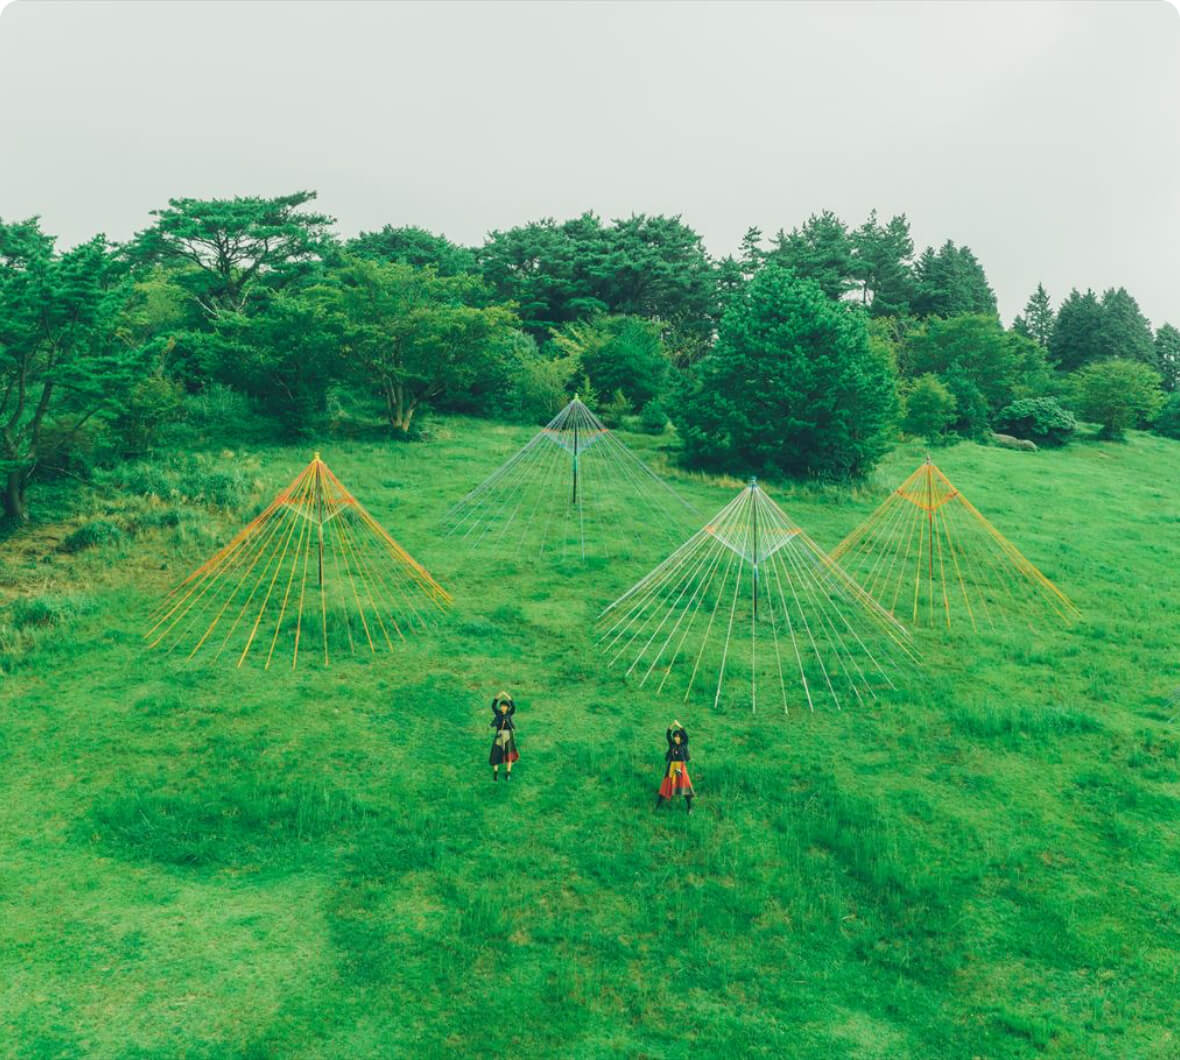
[1071,358,1164,439]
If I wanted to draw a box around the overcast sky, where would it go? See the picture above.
[1,0,1177,327]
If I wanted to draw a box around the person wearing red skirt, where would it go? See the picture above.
[656,720,694,813]
[489,691,519,781]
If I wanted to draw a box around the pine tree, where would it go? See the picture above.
[679,265,896,478]
[765,210,855,301]
[1014,283,1054,347]
[1154,323,1180,391]
[737,226,765,280]
[1098,287,1156,365]
[851,210,915,318]
[1048,288,1105,371]
[911,241,997,318]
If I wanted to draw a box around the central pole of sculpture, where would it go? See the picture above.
[315,452,325,589]
[924,457,935,584]
[750,478,759,621]
[571,400,580,506]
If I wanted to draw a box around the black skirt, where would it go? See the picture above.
[490,732,519,766]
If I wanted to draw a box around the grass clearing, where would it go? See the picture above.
[1,419,1178,1056]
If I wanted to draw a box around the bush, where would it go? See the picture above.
[92,453,258,511]
[638,399,670,434]
[1153,392,1180,440]
[901,374,957,444]
[504,342,579,425]
[994,397,1077,447]
[61,519,125,553]
[35,419,115,480]
[1070,358,1165,439]
[164,383,275,444]
[7,593,95,630]
[595,388,632,428]
[114,376,185,455]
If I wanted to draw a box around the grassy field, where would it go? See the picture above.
[1,417,1178,1058]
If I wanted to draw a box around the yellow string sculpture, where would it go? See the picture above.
[598,479,916,713]
[145,454,450,667]
[831,457,1079,630]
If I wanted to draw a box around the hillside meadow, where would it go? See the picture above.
[0,418,1178,1058]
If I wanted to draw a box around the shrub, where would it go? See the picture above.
[92,454,257,511]
[115,376,185,455]
[994,397,1077,447]
[1070,358,1165,439]
[35,419,115,480]
[8,593,95,630]
[61,519,125,553]
[595,388,632,428]
[1153,392,1180,440]
[638,399,669,434]
[901,374,957,444]
[165,383,275,444]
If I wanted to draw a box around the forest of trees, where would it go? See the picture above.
[1,190,1177,520]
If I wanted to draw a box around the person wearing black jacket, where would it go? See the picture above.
[489,691,519,781]
[655,719,694,813]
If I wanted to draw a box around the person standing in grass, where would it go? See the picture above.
[655,720,694,813]
[489,691,519,781]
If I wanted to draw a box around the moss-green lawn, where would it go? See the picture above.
[1,419,1178,1057]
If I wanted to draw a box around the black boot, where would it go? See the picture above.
[685,796,694,815]
[655,795,666,810]
[505,770,512,782]
[493,770,498,782]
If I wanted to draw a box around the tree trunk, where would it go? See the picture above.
[3,468,27,522]
[390,383,414,433]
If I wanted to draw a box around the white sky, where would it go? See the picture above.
[1,0,1178,327]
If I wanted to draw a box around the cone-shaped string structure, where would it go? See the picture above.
[146,454,450,668]
[831,457,1079,630]
[598,480,915,713]
[445,396,695,560]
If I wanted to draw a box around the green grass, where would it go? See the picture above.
[1,419,1178,1057]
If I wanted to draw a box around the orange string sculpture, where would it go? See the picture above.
[831,457,1079,631]
[146,454,450,667]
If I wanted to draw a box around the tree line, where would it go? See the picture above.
[2,190,1178,521]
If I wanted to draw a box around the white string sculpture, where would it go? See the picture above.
[145,453,450,668]
[446,396,695,560]
[598,479,916,713]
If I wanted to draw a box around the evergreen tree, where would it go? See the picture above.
[851,210,915,318]
[679,265,896,478]
[765,210,855,301]
[1012,283,1054,347]
[128,191,334,321]
[1097,287,1156,365]
[1154,323,1180,391]
[478,212,717,361]
[0,221,143,519]
[737,226,765,279]
[910,240,997,318]
[1048,288,1105,371]
[346,225,476,275]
